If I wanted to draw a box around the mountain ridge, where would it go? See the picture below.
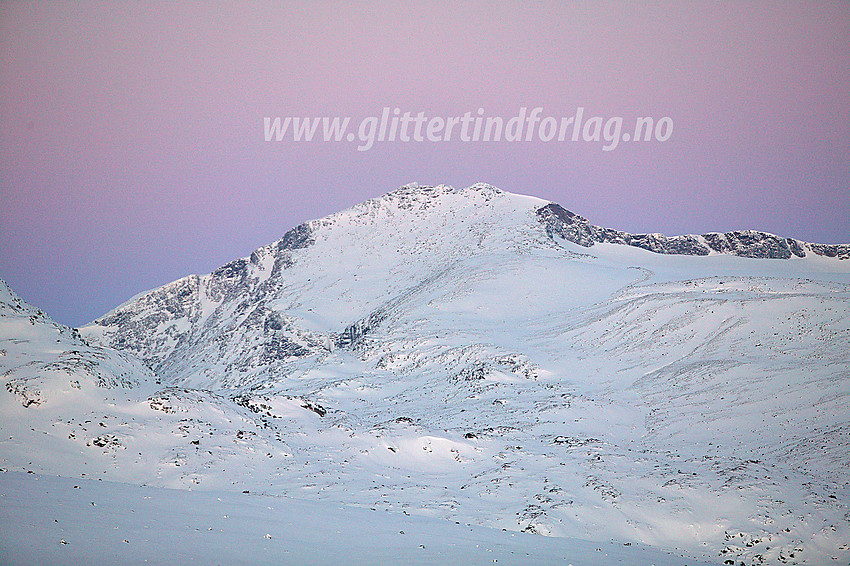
[537,201,849,259]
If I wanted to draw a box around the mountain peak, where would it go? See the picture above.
[386,182,503,198]
[352,182,512,216]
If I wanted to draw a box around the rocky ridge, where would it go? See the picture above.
[536,202,849,259]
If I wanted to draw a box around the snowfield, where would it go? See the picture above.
[0,472,719,565]
[1,183,848,565]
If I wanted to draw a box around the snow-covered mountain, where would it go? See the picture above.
[80,183,850,390]
[2,183,849,565]
[0,278,151,407]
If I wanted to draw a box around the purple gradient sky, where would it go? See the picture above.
[2,1,849,326]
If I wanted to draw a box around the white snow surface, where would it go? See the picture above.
[0,472,718,565]
[2,183,849,565]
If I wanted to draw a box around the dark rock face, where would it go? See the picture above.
[278,223,314,251]
[810,243,850,260]
[261,336,310,362]
[301,401,326,417]
[96,275,203,370]
[787,238,807,258]
[535,203,709,255]
[536,203,848,260]
[702,232,802,259]
[5,380,43,407]
[336,310,386,349]
[264,313,284,332]
[453,361,491,382]
[535,203,599,248]
[213,259,248,281]
[629,233,709,256]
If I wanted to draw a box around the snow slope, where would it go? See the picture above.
[0,471,720,566]
[2,183,849,565]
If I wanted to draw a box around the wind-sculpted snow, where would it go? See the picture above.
[3,184,850,565]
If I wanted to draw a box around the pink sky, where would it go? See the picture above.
[1,1,849,325]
